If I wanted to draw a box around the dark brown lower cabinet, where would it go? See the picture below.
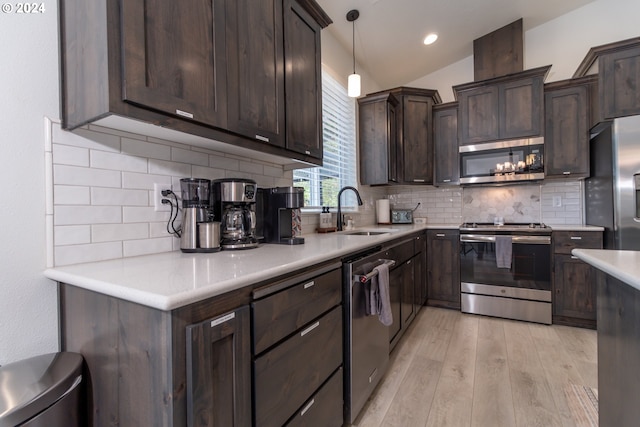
[426,230,460,309]
[285,367,343,427]
[553,255,601,328]
[186,306,251,427]
[253,306,342,427]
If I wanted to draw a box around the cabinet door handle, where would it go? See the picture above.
[436,233,446,237]
[255,134,269,142]
[300,398,315,416]
[300,321,320,337]
[303,280,315,289]
[305,150,311,155]
[210,311,235,327]
[570,236,582,240]
[407,260,412,265]
[175,109,194,119]
[413,179,425,182]
[443,179,451,183]
[571,256,579,260]
[563,171,571,175]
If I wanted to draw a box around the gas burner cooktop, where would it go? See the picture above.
[459,222,552,234]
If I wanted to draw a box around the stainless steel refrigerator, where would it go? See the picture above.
[585,114,640,250]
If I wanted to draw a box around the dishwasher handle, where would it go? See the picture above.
[355,259,396,283]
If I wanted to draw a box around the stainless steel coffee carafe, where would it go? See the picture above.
[179,178,220,253]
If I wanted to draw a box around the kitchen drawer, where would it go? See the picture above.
[285,367,343,427]
[252,267,342,354]
[254,306,343,427]
[553,231,602,254]
[384,238,414,266]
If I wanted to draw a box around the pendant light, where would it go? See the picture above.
[346,9,361,98]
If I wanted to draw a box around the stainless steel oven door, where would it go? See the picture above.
[459,234,551,292]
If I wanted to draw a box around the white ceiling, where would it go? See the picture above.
[317,0,596,88]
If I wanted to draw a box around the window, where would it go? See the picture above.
[294,69,358,209]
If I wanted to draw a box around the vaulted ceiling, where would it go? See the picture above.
[317,0,596,88]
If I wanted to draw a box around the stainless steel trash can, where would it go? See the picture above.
[0,352,83,427]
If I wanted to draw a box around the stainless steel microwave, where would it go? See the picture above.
[459,137,544,184]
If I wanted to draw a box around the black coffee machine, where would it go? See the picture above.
[257,187,305,245]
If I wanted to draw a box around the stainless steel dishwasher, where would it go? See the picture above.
[343,247,396,424]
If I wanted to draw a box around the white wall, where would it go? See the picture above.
[1,9,60,363]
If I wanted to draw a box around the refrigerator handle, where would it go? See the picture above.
[634,173,640,221]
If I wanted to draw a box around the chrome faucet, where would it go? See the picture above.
[337,186,364,231]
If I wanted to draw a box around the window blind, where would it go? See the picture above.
[294,70,358,209]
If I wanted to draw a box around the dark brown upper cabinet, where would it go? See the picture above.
[574,37,640,121]
[59,0,331,165]
[454,66,550,146]
[120,0,227,128]
[544,76,597,179]
[359,87,441,185]
[433,102,459,186]
[283,0,323,158]
[358,93,399,185]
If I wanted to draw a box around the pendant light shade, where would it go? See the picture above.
[346,9,361,98]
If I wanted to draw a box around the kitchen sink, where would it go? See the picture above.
[343,231,390,236]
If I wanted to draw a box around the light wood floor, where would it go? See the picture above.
[354,307,598,427]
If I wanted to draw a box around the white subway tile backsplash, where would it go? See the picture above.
[53,125,120,152]
[54,185,90,205]
[150,221,179,238]
[121,137,171,161]
[191,165,226,181]
[122,172,172,190]
[92,223,149,242]
[91,187,149,206]
[148,158,191,177]
[123,237,173,257]
[123,206,171,223]
[209,155,239,170]
[55,242,123,266]
[91,151,148,173]
[54,165,121,188]
[55,225,91,246]
[52,144,89,167]
[239,160,263,175]
[172,147,209,166]
[54,206,122,225]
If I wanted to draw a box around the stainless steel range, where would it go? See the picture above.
[459,222,552,324]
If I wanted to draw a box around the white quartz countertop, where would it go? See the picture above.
[550,225,605,231]
[572,249,640,291]
[44,224,432,311]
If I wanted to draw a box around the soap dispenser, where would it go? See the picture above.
[319,206,332,229]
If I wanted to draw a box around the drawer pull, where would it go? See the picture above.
[300,321,320,337]
[369,367,378,383]
[563,171,571,175]
[303,281,315,290]
[571,256,579,260]
[210,312,235,328]
[407,260,412,265]
[570,236,582,240]
[436,233,445,237]
[300,398,315,416]
[256,134,269,142]
[305,150,311,155]
[413,179,426,182]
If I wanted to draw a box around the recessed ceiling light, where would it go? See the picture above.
[423,33,438,45]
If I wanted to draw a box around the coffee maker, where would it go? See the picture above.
[180,178,220,253]
[257,187,305,245]
[211,178,259,250]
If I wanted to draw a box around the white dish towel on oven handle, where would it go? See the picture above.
[495,236,512,269]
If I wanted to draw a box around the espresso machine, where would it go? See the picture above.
[180,178,220,253]
[257,187,305,245]
[211,178,259,249]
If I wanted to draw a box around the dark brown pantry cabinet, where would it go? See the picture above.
[552,231,603,329]
[544,76,597,179]
[433,102,459,185]
[454,66,550,146]
[59,0,331,165]
[426,229,460,309]
[359,87,441,185]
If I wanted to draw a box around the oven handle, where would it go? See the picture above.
[460,234,551,244]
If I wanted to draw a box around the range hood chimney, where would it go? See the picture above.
[473,18,523,81]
